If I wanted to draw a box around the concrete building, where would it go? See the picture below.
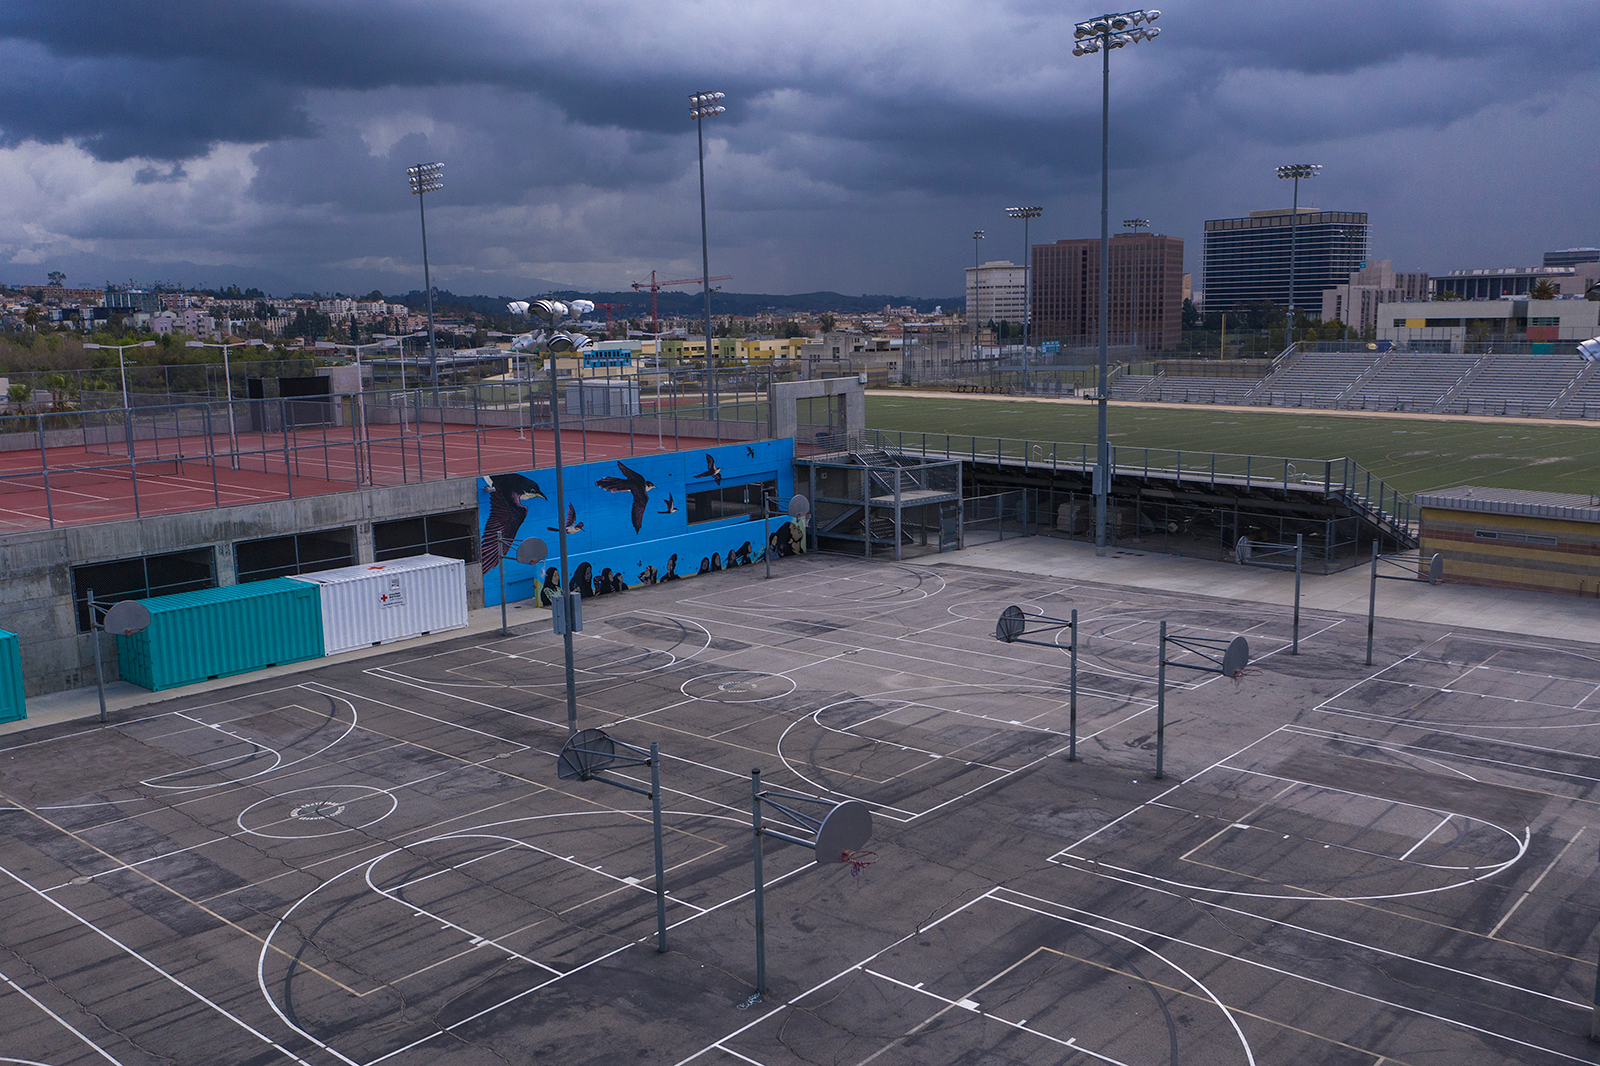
[1417,487,1600,598]
[1202,209,1368,316]
[1030,233,1184,351]
[1320,260,1431,332]
[964,261,1028,327]
[1544,248,1600,269]
[1432,264,1600,301]
[1377,298,1600,352]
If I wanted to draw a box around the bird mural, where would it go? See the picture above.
[658,493,678,515]
[693,452,723,485]
[547,504,583,534]
[481,473,545,574]
[745,445,755,458]
[595,460,656,534]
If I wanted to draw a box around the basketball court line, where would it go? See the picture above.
[2,964,128,1066]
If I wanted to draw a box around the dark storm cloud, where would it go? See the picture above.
[2,1,1598,295]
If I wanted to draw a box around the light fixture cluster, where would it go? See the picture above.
[1072,9,1159,54]
[690,91,726,121]
[1276,163,1322,181]
[506,299,594,353]
[406,161,443,195]
[1006,206,1043,220]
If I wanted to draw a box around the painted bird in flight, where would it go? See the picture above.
[658,493,678,515]
[595,460,656,534]
[481,473,544,574]
[548,504,584,534]
[693,452,723,485]
[746,445,755,457]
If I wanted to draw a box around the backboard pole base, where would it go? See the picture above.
[651,743,667,954]
[751,768,766,997]
[1154,620,1167,780]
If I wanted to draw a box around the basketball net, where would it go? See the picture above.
[842,850,877,879]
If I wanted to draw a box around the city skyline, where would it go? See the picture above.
[0,1,1596,299]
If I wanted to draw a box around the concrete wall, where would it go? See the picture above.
[0,477,484,697]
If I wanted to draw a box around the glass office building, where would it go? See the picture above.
[1201,209,1368,316]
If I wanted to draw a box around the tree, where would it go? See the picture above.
[1433,289,1463,301]
[47,271,65,288]
[818,312,837,333]
[1530,279,1559,300]
[1181,298,1201,331]
[362,290,385,302]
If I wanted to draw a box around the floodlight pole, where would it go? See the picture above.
[408,161,444,406]
[1007,208,1043,390]
[1155,620,1167,779]
[1276,164,1320,341]
[1123,218,1149,349]
[187,339,263,470]
[751,768,767,999]
[691,92,726,438]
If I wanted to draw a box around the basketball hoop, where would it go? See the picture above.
[842,849,877,879]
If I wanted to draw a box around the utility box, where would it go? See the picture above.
[290,554,468,655]
[113,580,325,691]
[0,628,24,722]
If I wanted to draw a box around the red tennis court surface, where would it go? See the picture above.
[0,420,722,533]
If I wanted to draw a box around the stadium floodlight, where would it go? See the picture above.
[1123,218,1149,349]
[185,337,264,470]
[1006,208,1044,387]
[690,90,727,435]
[406,161,444,404]
[1276,163,1321,330]
[1074,9,1161,554]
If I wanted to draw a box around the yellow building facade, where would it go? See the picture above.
[1417,487,1600,598]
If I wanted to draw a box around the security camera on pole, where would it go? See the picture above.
[1072,8,1160,553]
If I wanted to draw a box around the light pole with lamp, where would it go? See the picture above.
[1122,218,1148,349]
[186,338,263,470]
[1006,207,1042,389]
[690,91,726,435]
[1072,8,1160,553]
[972,230,985,364]
[407,161,444,405]
[83,340,156,412]
[315,338,396,485]
[1276,163,1320,343]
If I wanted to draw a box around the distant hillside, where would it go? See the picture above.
[399,289,958,319]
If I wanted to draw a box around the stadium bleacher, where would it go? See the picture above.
[1450,355,1586,416]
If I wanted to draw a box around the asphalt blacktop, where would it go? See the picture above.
[10,534,1595,738]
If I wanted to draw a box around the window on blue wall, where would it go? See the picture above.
[687,480,776,525]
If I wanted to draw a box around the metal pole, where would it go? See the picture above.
[1288,175,1298,341]
[1292,534,1302,655]
[419,188,440,406]
[223,343,239,470]
[1155,620,1167,780]
[499,560,509,637]
[764,498,772,579]
[89,590,108,725]
[698,116,717,439]
[550,357,579,732]
[1022,213,1031,391]
[1068,608,1078,761]
[650,742,667,954]
[1366,540,1378,667]
[751,768,766,998]
[1095,39,1111,553]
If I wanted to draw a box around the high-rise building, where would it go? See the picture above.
[1202,208,1368,317]
[964,261,1028,326]
[1030,233,1183,350]
[1320,260,1431,333]
[1544,248,1600,269]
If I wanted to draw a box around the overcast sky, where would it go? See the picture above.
[1,1,1596,300]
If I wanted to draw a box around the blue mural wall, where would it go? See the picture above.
[479,439,800,607]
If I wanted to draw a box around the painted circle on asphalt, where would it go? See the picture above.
[681,670,797,703]
[238,785,398,839]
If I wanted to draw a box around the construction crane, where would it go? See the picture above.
[631,270,732,335]
[594,302,626,335]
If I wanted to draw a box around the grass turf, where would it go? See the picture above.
[863,394,1600,496]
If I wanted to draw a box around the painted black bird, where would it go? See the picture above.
[745,445,755,457]
[693,452,723,485]
[547,504,583,534]
[481,473,545,574]
[595,460,655,534]
[658,493,678,515]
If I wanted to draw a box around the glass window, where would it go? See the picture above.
[236,528,355,583]
[374,510,476,562]
[72,548,216,632]
[686,480,777,525]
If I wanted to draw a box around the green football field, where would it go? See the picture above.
[861,394,1600,496]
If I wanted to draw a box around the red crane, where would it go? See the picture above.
[630,270,732,334]
[594,302,626,335]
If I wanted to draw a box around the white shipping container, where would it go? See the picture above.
[290,554,469,655]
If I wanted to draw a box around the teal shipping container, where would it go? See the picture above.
[114,579,325,691]
[0,629,23,722]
